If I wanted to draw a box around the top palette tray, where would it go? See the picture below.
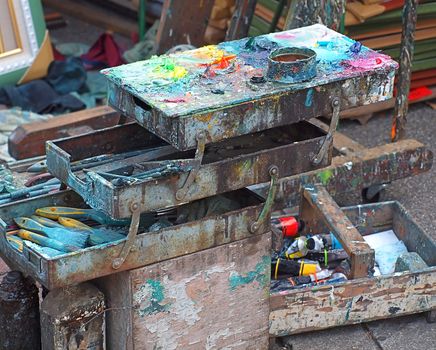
[103,24,398,150]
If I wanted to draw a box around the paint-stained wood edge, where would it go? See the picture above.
[8,106,120,159]
[269,268,436,336]
[300,185,375,279]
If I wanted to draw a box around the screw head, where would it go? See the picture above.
[250,223,259,233]
[112,259,121,269]
[269,165,278,176]
[130,202,139,211]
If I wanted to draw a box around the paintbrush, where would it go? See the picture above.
[23,240,64,258]
[14,217,89,249]
[17,229,77,252]
[35,207,131,226]
[7,235,23,252]
[31,215,63,228]
[58,217,126,245]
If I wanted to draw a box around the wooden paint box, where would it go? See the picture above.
[270,200,436,336]
[103,24,397,150]
[96,232,272,350]
[0,188,268,290]
[46,120,331,218]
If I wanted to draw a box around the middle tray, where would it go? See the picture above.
[46,120,331,218]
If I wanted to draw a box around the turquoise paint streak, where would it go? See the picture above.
[228,256,270,291]
[305,88,314,107]
[138,279,170,316]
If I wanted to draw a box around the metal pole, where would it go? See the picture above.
[391,0,419,142]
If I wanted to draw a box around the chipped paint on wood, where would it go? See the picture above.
[127,233,271,349]
[229,255,270,291]
[269,269,436,336]
[46,121,330,218]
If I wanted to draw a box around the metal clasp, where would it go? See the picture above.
[311,97,341,165]
[112,202,141,269]
[249,165,279,233]
[176,130,207,201]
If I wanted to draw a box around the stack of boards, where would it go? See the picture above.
[250,0,436,95]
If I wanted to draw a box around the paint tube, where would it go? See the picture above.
[285,236,315,259]
[309,269,331,282]
[271,216,304,238]
[305,249,348,269]
[272,258,321,279]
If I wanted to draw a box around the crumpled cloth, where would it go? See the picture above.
[0,58,86,114]
[123,20,160,63]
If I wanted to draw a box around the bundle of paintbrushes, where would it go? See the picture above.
[6,206,132,258]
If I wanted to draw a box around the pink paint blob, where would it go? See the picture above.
[274,32,296,40]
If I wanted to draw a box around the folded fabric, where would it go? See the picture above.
[0,57,87,114]
[81,32,124,70]
[0,80,85,114]
[46,57,87,95]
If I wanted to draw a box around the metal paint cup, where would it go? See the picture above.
[266,47,317,84]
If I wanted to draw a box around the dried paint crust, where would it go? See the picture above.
[103,24,398,149]
[102,24,398,118]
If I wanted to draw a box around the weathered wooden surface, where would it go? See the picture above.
[274,139,433,209]
[226,0,258,40]
[392,0,419,141]
[46,121,331,218]
[97,233,271,350]
[0,189,266,289]
[300,185,374,279]
[154,0,215,54]
[270,268,436,336]
[0,271,41,350]
[270,200,436,336]
[284,0,346,31]
[41,283,105,350]
[8,106,120,159]
[104,24,397,150]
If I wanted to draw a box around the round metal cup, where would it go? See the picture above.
[266,47,317,84]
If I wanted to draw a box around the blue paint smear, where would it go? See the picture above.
[137,279,170,316]
[228,256,270,291]
[305,88,314,107]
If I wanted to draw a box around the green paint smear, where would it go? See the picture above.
[229,256,270,291]
[317,169,334,186]
[138,279,170,316]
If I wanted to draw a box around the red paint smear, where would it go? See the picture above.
[408,86,432,102]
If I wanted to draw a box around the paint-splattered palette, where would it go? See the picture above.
[103,24,398,150]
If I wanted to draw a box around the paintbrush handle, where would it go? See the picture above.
[17,230,72,252]
[14,217,51,235]
[36,206,130,226]
[7,235,23,252]
[58,217,92,231]
[31,215,64,228]
[35,207,91,220]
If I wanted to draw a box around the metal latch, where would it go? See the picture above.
[112,202,141,269]
[311,97,341,165]
[176,130,207,201]
[249,165,279,233]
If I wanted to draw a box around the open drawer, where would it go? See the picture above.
[269,196,436,336]
[0,188,268,290]
[46,120,332,218]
